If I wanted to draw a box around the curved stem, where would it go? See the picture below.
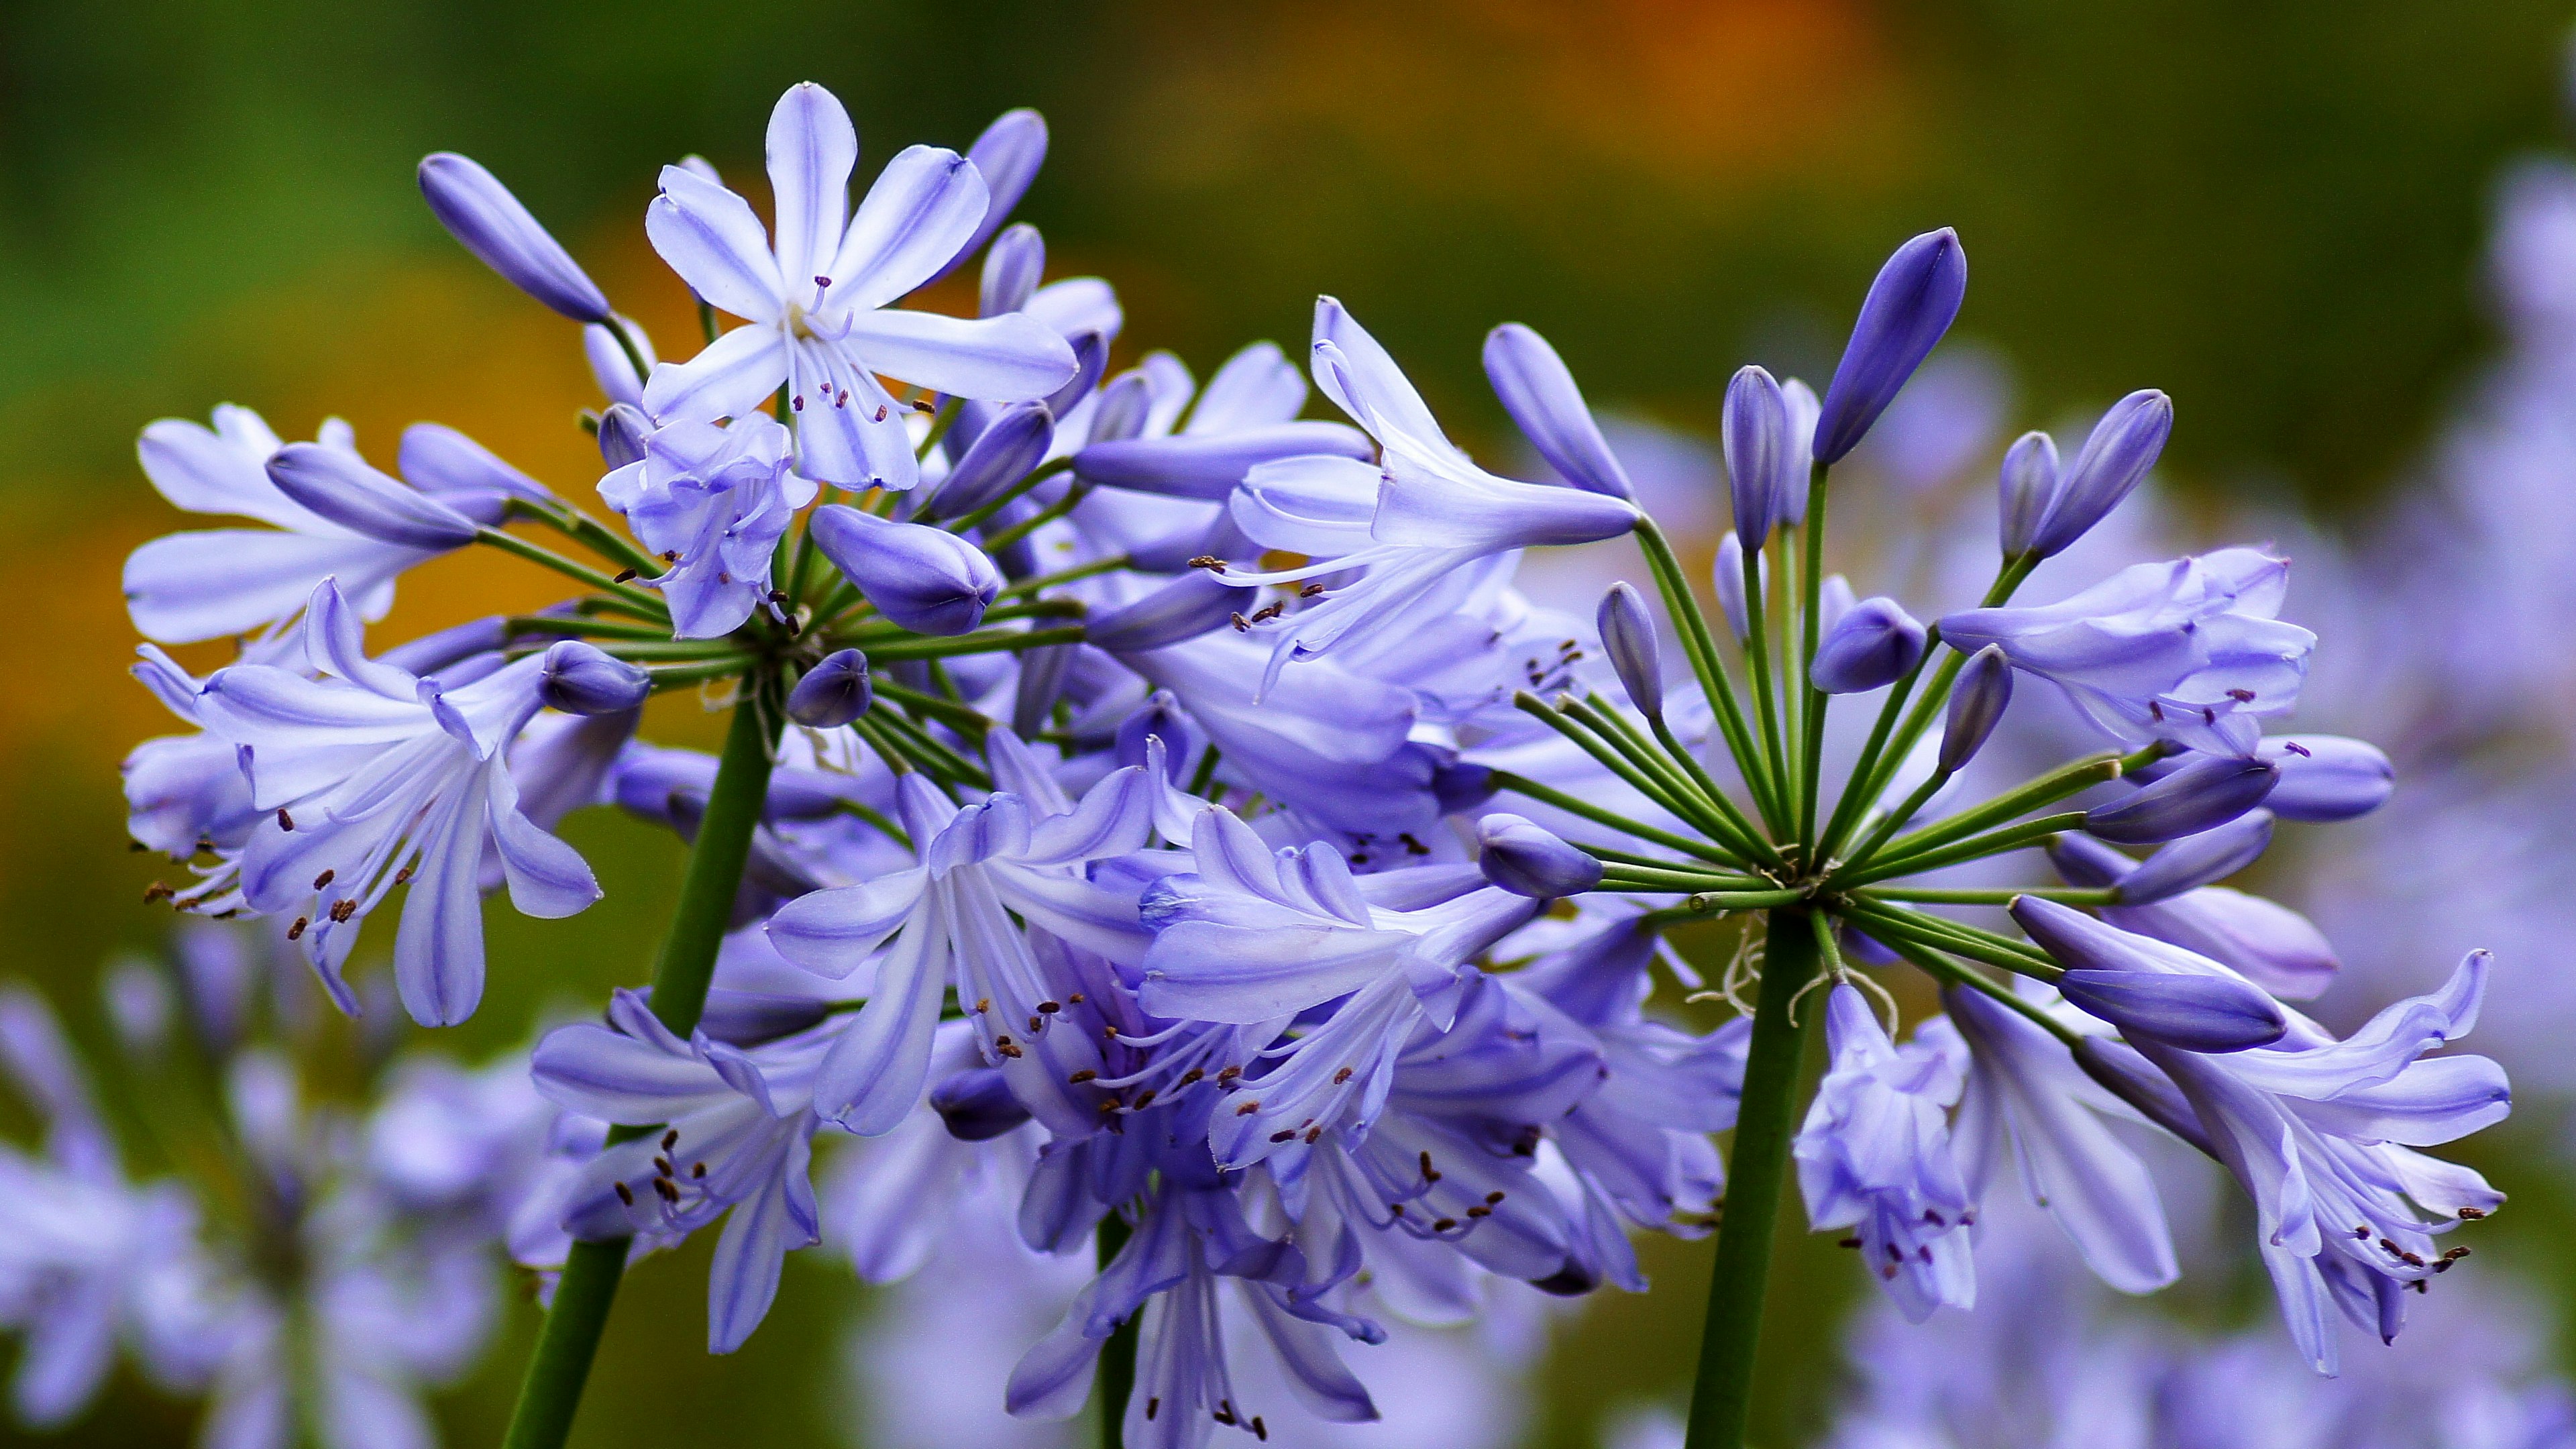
[1684,907,1823,1449]
[500,686,785,1449]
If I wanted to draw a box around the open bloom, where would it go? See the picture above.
[1794,985,1976,1321]
[639,82,1078,488]
[191,581,600,1024]
[597,412,810,637]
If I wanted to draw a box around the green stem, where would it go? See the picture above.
[1683,908,1824,1449]
[1848,756,2118,874]
[861,625,1090,661]
[476,527,669,619]
[1633,519,1780,822]
[1097,1214,1139,1449]
[500,686,784,1449]
[1796,464,1830,847]
[1514,695,1753,861]
[1832,812,2088,888]
[1000,553,1132,601]
[1866,885,2112,906]
[1488,770,1746,869]
[1737,541,1792,836]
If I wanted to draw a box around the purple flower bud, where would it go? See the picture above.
[2044,830,2132,888]
[1779,378,1821,525]
[1484,323,1633,498]
[787,649,874,728]
[2068,1037,2214,1154]
[980,223,1045,317]
[1073,422,1372,500]
[2010,896,2287,1053]
[1087,373,1153,445]
[1813,227,1968,465]
[1010,642,1075,737]
[1723,364,1790,547]
[1597,582,1663,717]
[416,152,610,323]
[1043,330,1110,418]
[2084,755,2278,845]
[1939,644,2015,773]
[2256,734,2394,822]
[930,402,1054,520]
[596,402,651,470]
[1996,431,2061,557]
[1085,572,1247,653]
[582,318,653,408]
[1116,691,1197,778]
[1816,573,1857,635]
[539,641,652,716]
[954,109,1048,268]
[1810,596,1926,694]
[1475,813,1603,898]
[2116,810,2273,905]
[265,442,485,550]
[929,1067,1034,1142]
[1714,533,1760,639]
[808,504,1002,637]
[2028,390,2171,557]
[399,423,554,505]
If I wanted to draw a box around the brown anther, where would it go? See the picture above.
[1178,1068,1203,1085]
[1146,1397,1159,1421]
[1299,583,1324,598]
[996,1040,1023,1059]
[277,808,295,831]
[1432,1217,1458,1232]
[661,550,678,562]
[1399,833,1429,855]
[1252,1416,1267,1442]
[1067,993,1085,1004]
[613,568,639,584]
[394,865,414,885]
[691,1163,706,1178]
[2443,1246,2471,1260]
[2226,688,2257,702]
[313,869,335,889]
[1465,1205,1490,1218]
[1485,1191,1505,1205]
[654,1156,673,1175]
[1229,612,1250,633]
[1419,1150,1441,1183]
[655,1177,680,1203]
[1069,1069,1098,1083]
[1389,1203,1405,1218]
[1038,1000,1061,1014]
[1270,1128,1297,1143]
[973,997,991,1013]
[1332,1067,1353,1084]
[663,1129,679,1150]
[1216,1065,1242,1083]
[143,881,175,904]
[615,1181,634,1205]
[1132,1089,1158,1108]
[1235,1100,1261,1116]
[1188,555,1227,574]
[328,899,356,922]
[2459,1207,2488,1220]
[1838,1236,1862,1248]
[287,917,309,941]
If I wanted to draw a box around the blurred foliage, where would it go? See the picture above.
[0,1,2571,1445]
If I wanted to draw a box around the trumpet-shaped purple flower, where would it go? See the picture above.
[639,83,1079,488]
[2137,951,2508,1373]
[191,581,600,1024]
[2010,896,2289,1053]
[1942,547,2316,755]
[1794,985,1976,1321]
[597,412,810,638]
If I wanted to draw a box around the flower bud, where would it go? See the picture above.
[2115,810,2273,905]
[596,403,652,470]
[2256,735,2393,822]
[929,1067,1035,1142]
[930,402,1054,520]
[1432,761,1499,816]
[1996,431,2061,557]
[2108,886,2337,1002]
[266,442,487,549]
[1085,572,1248,653]
[1116,691,1197,777]
[1810,596,1926,694]
[1714,534,1761,639]
[808,504,1002,637]
[1779,378,1821,525]
[2084,755,2277,845]
[2028,390,2171,557]
[416,152,610,323]
[2010,896,2287,1053]
[1044,329,1110,419]
[1813,227,1968,465]
[980,223,1046,317]
[1938,644,2015,773]
[1484,323,1633,498]
[1597,582,1662,716]
[950,108,1048,274]
[787,649,874,728]
[1073,422,1372,500]
[539,641,651,716]
[399,423,554,505]
[1087,373,1153,445]
[1817,574,1857,636]
[1012,643,1076,737]
[583,317,655,408]
[1475,813,1603,898]
[2069,1037,2216,1153]
[1723,364,1790,547]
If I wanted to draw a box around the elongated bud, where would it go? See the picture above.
[1085,572,1246,653]
[808,505,1002,636]
[1723,365,1789,547]
[934,108,1047,282]
[2028,390,2171,557]
[539,641,651,716]
[788,649,874,728]
[1073,422,1371,499]
[1475,814,1603,898]
[1937,645,2015,773]
[2257,735,2393,822]
[1813,227,1968,464]
[2086,755,2277,845]
[2069,1037,2214,1153]
[981,223,1046,317]
[1996,431,2061,557]
[1596,582,1663,717]
[2045,830,2132,888]
[596,402,652,470]
[2115,810,2273,905]
[583,318,655,408]
[266,443,488,549]
[1778,378,1821,526]
[932,402,1054,519]
[1087,373,1153,445]
[1811,596,1925,694]
[399,423,554,505]
[1714,534,1759,639]
[929,1067,1035,1142]
[1484,323,1633,498]
[2010,896,2286,1053]
[1011,643,1075,737]
[417,152,610,323]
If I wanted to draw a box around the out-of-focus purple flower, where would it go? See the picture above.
[2028,390,2174,558]
[786,649,873,728]
[1794,985,1976,1321]
[2259,735,2395,822]
[1485,323,1634,498]
[584,317,655,408]
[1779,378,1822,525]
[2011,896,2288,1053]
[417,152,612,323]
[1075,423,1372,501]
[1082,572,1249,654]
[1943,548,2315,756]
[1939,645,2015,773]
[1723,365,1790,548]
[1813,227,1968,466]
[1811,596,1927,694]
[538,642,651,716]
[2086,755,2279,845]
[979,223,1046,318]
[1475,813,1603,898]
[809,504,1004,637]
[1996,431,2061,558]
[639,83,1077,488]
[941,107,1049,282]
[1714,533,1761,640]
[2116,810,2274,905]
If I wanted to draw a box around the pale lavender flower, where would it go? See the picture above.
[597,412,810,638]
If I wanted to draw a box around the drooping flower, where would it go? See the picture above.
[597,412,810,638]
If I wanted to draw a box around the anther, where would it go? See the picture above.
[277,808,295,831]
[1432,1217,1457,1232]
[394,865,414,885]
[1419,1150,1440,1183]
[1146,1398,1159,1421]
[655,1156,673,1176]
[1465,1205,1489,1218]
[1234,1100,1261,1115]
[329,899,356,922]
[661,551,678,562]
[973,997,990,1013]
[614,568,639,583]
[2459,1207,2488,1220]
[1069,1069,1097,1083]
[2284,741,2312,757]
[1485,1191,1505,1205]
[663,1129,678,1150]
[287,917,309,941]
[1230,612,1250,633]
[1332,1067,1353,1084]
[1270,1128,1297,1143]
[1066,993,1085,1004]
[1178,1068,1203,1085]
[1038,1000,1061,1014]
[792,395,806,411]
[142,881,174,904]
[1216,1065,1242,1083]
[691,1163,706,1178]
[1837,1236,1862,1249]
[615,1181,634,1205]
[1189,555,1226,573]
[313,869,335,889]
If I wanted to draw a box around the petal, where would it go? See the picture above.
[764,870,930,978]
[484,767,601,918]
[765,83,857,303]
[828,146,989,312]
[706,1132,816,1353]
[839,308,1078,402]
[641,322,792,426]
[1185,341,1307,434]
[529,1022,734,1124]
[392,786,490,1026]
[124,530,423,644]
[645,165,785,321]
[811,914,951,1134]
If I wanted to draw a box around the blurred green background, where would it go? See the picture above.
[6,1,2575,1444]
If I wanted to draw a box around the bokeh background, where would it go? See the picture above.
[8,2,2576,1444]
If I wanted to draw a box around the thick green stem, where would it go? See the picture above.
[500,688,784,1449]
[1097,1214,1139,1449]
[1684,908,1823,1449]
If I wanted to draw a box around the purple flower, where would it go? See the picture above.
[598,413,808,639]
[2049,833,2340,1001]
[808,504,1004,637]
[1996,430,2061,558]
[1941,548,2316,756]
[537,642,651,717]
[2115,810,2275,905]
[638,83,1079,488]
[1811,596,1927,694]
[2259,735,2395,822]
[417,152,609,323]
[1939,644,2015,772]
[786,649,873,728]
[2010,896,2289,1053]
[2086,755,2279,845]
[1794,984,1976,1321]
[1813,228,1969,466]
[2027,390,2174,559]
[1485,323,1635,498]
[1597,582,1664,718]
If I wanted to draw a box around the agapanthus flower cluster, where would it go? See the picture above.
[91,78,2512,1449]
